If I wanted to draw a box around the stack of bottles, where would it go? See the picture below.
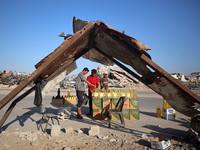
[63,89,77,105]
[92,88,139,120]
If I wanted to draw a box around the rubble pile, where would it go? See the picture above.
[60,65,140,89]
[0,70,30,86]
[187,72,200,83]
[171,72,200,90]
[186,72,200,90]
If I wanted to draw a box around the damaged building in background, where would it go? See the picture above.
[60,65,140,89]
[0,70,31,87]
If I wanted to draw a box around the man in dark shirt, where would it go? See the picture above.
[75,68,96,119]
[87,69,99,115]
[100,71,109,90]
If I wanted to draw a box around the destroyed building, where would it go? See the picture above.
[59,65,139,89]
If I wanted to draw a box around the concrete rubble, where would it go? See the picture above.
[60,65,140,89]
[59,66,200,90]
[172,72,200,90]
[0,127,199,149]
[0,68,199,90]
[0,70,32,86]
[51,125,61,137]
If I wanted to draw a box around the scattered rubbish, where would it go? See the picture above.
[150,137,171,150]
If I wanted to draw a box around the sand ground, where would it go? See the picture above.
[0,85,199,150]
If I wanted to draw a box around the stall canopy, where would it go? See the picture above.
[0,17,200,123]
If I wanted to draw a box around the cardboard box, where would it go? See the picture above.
[92,109,103,120]
[130,109,139,120]
[92,98,102,109]
[129,98,139,109]
[111,98,119,109]
[52,98,64,105]
[64,99,77,106]
[150,137,171,150]
[123,98,130,109]
[102,98,111,109]
[111,109,130,120]
[163,108,176,120]
[102,98,111,120]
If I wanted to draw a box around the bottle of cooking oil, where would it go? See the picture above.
[106,89,111,98]
[132,88,137,98]
[99,88,105,98]
[112,88,117,98]
[156,106,161,118]
[116,89,121,98]
[121,88,126,97]
[93,89,97,98]
[125,89,131,98]
[68,88,70,96]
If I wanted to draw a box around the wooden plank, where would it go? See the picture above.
[0,21,96,110]
[94,46,142,81]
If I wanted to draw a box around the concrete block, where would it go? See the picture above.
[51,125,61,137]
[88,125,100,136]
[64,126,73,134]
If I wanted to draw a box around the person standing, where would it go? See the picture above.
[87,69,99,115]
[75,68,96,119]
[100,71,109,90]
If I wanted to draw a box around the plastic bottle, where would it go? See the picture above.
[68,88,70,96]
[125,89,131,98]
[156,106,161,118]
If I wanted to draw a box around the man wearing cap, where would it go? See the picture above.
[87,69,99,115]
[100,71,109,90]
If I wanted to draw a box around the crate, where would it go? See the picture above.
[64,99,77,106]
[111,109,130,120]
[129,98,139,109]
[92,98,102,109]
[92,109,103,120]
[123,98,130,109]
[102,98,111,109]
[130,109,139,120]
[52,98,64,105]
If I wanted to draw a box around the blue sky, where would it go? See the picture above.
[0,0,199,76]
